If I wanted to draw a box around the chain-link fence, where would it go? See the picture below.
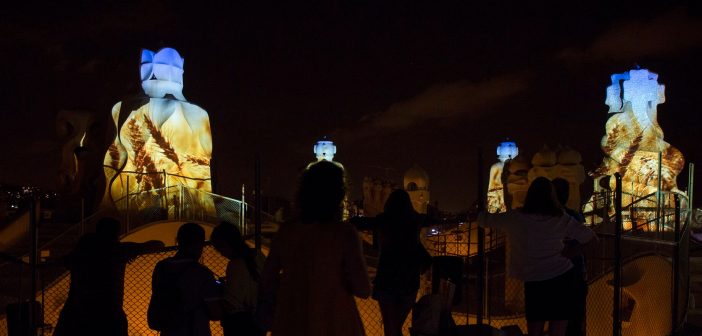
[1,242,411,336]
[417,189,691,336]
[0,183,280,336]
[583,210,690,335]
[1,176,693,335]
[422,222,527,333]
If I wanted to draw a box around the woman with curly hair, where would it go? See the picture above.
[261,161,371,336]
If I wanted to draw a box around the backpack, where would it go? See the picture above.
[147,259,196,331]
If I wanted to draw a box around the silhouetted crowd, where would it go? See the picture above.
[55,161,594,336]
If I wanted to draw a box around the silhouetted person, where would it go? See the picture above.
[373,189,429,336]
[54,217,164,336]
[210,222,265,336]
[479,177,596,336]
[148,222,222,336]
[552,178,588,336]
[261,161,371,335]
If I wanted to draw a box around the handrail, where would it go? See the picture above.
[37,185,264,259]
[582,188,690,232]
[583,190,689,211]
[103,165,213,182]
[38,209,108,252]
[188,188,246,205]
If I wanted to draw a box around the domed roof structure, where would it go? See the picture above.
[404,165,429,191]
[531,145,558,167]
[557,146,582,165]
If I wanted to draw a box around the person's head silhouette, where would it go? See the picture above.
[297,161,346,222]
[210,222,246,260]
[384,189,415,217]
[96,217,121,243]
[176,222,206,259]
[522,177,562,216]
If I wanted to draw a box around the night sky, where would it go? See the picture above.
[1,1,700,211]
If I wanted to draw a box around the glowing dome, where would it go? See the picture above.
[531,145,557,167]
[314,139,336,162]
[404,165,430,214]
[557,147,582,165]
[404,165,429,191]
[497,141,518,162]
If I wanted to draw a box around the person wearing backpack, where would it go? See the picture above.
[210,222,266,336]
[148,222,222,336]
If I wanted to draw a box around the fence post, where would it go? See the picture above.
[657,151,663,233]
[613,173,623,336]
[255,155,262,250]
[689,163,695,217]
[476,147,485,327]
[672,194,681,334]
[126,175,131,233]
[179,184,184,220]
[29,198,38,336]
[241,184,246,236]
[81,197,85,235]
[163,170,168,216]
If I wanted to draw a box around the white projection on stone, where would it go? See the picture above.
[140,48,186,101]
[314,140,336,162]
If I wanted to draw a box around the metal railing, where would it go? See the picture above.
[0,182,278,336]
[417,172,693,335]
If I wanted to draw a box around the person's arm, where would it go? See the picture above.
[477,211,510,229]
[122,240,165,262]
[202,270,224,321]
[224,259,252,309]
[342,224,371,299]
[562,216,598,258]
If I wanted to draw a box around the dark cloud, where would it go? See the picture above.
[559,8,702,62]
[334,72,530,140]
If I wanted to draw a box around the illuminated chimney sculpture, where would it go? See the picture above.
[589,68,685,226]
[314,139,336,162]
[487,140,518,213]
[102,48,213,210]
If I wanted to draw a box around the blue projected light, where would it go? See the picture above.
[140,48,186,101]
[314,140,336,162]
[497,141,518,162]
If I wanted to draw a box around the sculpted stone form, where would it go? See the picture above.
[487,141,519,213]
[102,48,213,209]
[56,109,116,213]
[527,146,585,211]
[588,69,684,226]
[362,177,395,217]
[404,165,430,214]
